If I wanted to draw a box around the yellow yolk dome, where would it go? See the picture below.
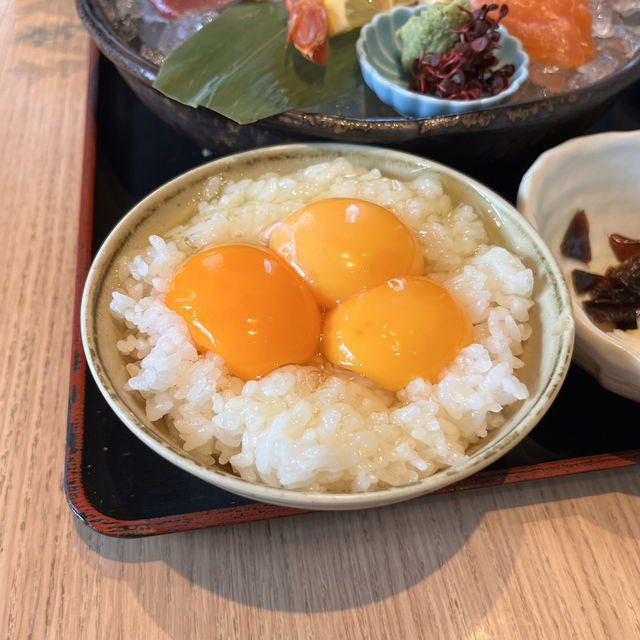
[268,198,424,308]
[165,244,322,380]
[323,275,474,391]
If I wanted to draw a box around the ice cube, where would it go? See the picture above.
[115,0,143,21]
[608,0,640,13]
[156,9,218,55]
[605,23,640,59]
[140,44,166,66]
[138,0,170,23]
[529,63,572,93]
[138,18,168,51]
[593,2,614,37]
[577,53,619,84]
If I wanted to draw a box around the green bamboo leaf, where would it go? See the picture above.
[153,2,363,125]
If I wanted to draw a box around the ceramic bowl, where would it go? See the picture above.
[518,130,640,402]
[356,5,529,118]
[82,143,574,510]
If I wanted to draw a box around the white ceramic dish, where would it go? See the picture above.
[518,130,640,402]
[82,143,573,510]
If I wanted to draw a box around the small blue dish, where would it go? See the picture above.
[356,4,529,119]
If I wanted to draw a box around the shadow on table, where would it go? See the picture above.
[74,464,640,620]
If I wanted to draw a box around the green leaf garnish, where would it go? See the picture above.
[153,2,363,125]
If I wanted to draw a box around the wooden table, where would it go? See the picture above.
[2,0,640,637]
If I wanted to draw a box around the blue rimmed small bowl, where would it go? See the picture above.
[356,4,529,119]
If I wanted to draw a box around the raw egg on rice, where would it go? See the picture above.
[167,201,471,389]
[165,244,322,380]
[268,198,424,308]
[323,276,474,391]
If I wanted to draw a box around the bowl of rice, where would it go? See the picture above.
[82,143,573,510]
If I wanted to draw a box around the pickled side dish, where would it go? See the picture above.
[562,210,640,331]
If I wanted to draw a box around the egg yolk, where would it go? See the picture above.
[322,276,474,391]
[268,198,424,308]
[165,244,322,380]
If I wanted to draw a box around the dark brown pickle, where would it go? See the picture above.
[583,300,639,331]
[619,254,640,294]
[590,268,636,302]
[564,213,640,330]
[608,233,640,262]
[561,209,591,262]
[581,272,640,329]
[571,269,602,294]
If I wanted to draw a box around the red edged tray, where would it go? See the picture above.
[65,49,640,537]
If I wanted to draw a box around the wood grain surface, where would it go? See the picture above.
[2,1,640,638]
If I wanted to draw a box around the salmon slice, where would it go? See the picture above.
[471,0,594,68]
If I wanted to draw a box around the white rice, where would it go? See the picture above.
[110,158,534,492]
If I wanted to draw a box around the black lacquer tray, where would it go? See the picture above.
[65,51,640,537]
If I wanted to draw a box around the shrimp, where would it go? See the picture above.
[284,0,329,65]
